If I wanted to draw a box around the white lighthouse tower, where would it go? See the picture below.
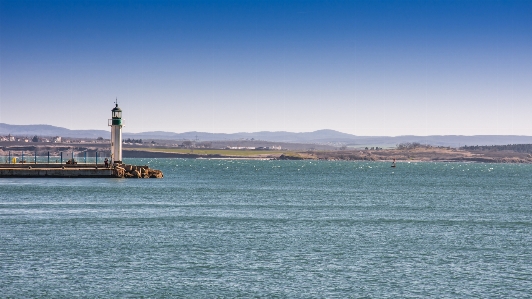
[109,101,123,164]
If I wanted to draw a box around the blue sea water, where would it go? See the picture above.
[1,159,531,298]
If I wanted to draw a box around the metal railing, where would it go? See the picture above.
[3,151,110,165]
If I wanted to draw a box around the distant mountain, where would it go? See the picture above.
[0,123,108,139]
[124,130,532,147]
[2,123,532,147]
[123,129,357,143]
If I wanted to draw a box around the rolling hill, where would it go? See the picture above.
[2,123,532,147]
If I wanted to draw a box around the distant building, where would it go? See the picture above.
[52,136,61,143]
[228,147,256,150]
[255,146,282,150]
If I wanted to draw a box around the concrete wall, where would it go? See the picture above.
[0,168,114,178]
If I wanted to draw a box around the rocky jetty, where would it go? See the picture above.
[113,164,163,178]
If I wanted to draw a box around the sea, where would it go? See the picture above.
[1,159,531,298]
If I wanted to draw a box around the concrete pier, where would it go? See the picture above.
[0,163,163,178]
[0,164,114,178]
[0,103,165,179]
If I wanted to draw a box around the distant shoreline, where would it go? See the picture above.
[1,145,531,164]
[122,148,532,164]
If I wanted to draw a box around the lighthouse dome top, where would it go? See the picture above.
[111,103,122,119]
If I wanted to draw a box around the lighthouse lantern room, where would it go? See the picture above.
[109,102,123,164]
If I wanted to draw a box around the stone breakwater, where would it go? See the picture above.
[113,164,163,178]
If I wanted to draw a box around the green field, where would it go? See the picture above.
[128,148,293,157]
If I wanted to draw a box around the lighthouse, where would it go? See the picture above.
[109,101,123,164]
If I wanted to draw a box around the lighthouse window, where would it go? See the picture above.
[113,111,121,118]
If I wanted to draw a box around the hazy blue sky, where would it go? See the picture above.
[1,0,531,135]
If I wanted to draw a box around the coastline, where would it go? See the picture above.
[2,146,530,164]
[122,148,532,163]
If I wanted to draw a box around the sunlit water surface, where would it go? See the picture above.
[1,159,531,297]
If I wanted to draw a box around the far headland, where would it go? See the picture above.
[2,136,532,164]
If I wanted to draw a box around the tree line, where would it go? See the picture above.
[461,144,532,153]
[396,142,431,150]
[123,138,143,144]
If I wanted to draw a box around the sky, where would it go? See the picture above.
[1,0,531,136]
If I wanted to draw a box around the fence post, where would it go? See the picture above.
[96,151,98,165]
[48,152,50,164]
[35,151,37,164]
[8,151,11,164]
[85,151,87,164]
[22,151,24,164]
[60,152,63,165]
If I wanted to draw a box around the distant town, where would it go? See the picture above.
[0,134,286,150]
[1,134,67,143]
